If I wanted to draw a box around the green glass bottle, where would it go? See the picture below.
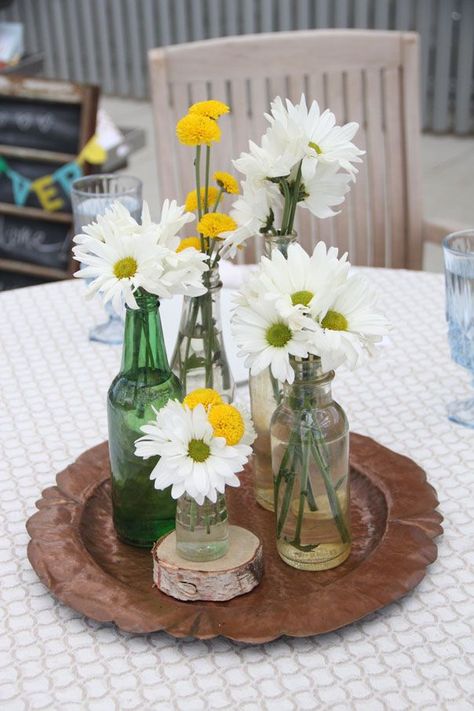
[107,290,182,547]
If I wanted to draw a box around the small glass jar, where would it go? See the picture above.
[271,356,351,571]
[175,493,229,561]
[250,232,298,510]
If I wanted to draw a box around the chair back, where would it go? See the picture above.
[149,30,423,268]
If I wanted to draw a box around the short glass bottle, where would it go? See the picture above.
[250,232,298,510]
[171,265,235,402]
[175,493,229,561]
[108,291,182,547]
[271,356,351,571]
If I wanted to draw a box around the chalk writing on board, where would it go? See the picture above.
[0,215,70,268]
[0,110,55,134]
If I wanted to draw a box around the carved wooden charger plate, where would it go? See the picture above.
[26,434,443,643]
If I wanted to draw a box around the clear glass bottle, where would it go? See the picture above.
[108,291,183,547]
[250,232,298,510]
[171,266,235,402]
[175,493,229,561]
[271,356,351,571]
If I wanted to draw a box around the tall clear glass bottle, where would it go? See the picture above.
[271,356,351,571]
[108,291,182,547]
[171,266,234,402]
[250,232,298,510]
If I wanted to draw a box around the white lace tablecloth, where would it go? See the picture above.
[1,268,473,711]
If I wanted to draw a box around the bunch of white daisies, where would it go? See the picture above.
[135,388,256,504]
[73,200,209,310]
[221,94,364,256]
[232,242,389,383]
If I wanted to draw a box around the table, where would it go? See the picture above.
[1,268,473,710]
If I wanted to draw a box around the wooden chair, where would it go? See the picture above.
[149,29,445,269]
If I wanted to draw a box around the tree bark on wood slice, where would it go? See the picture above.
[152,525,264,602]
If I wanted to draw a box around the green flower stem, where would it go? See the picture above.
[195,145,203,220]
[190,499,197,532]
[204,145,211,213]
[280,179,292,235]
[276,467,296,538]
[309,434,350,544]
[212,187,224,212]
[286,160,302,235]
[292,425,311,546]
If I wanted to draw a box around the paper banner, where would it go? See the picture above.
[31,175,65,212]
[53,161,82,194]
[0,134,107,211]
[8,170,32,206]
[77,136,107,166]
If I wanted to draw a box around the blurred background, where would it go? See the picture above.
[0,0,473,273]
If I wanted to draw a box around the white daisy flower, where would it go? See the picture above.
[73,230,170,312]
[73,200,207,309]
[312,275,390,371]
[231,299,311,383]
[220,182,278,258]
[74,201,138,246]
[135,397,255,505]
[255,241,351,325]
[265,94,364,181]
[300,162,352,219]
[233,134,294,186]
[141,199,194,250]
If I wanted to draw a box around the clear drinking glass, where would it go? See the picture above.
[71,174,143,345]
[443,230,474,428]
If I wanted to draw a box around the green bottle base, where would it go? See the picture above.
[113,516,175,549]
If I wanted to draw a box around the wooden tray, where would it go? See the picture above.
[26,434,443,643]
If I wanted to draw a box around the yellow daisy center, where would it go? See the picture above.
[309,141,323,155]
[321,310,348,331]
[197,212,237,239]
[185,186,219,213]
[291,290,314,307]
[113,256,137,279]
[208,404,245,446]
[176,113,221,146]
[188,438,211,462]
[213,171,239,194]
[176,236,201,253]
[184,388,223,411]
[266,323,292,348]
[189,100,230,119]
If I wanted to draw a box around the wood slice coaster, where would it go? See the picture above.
[153,526,263,602]
[26,433,443,643]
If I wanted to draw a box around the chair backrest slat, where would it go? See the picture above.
[149,29,423,268]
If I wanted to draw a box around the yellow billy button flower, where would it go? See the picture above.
[197,212,237,240]
[213,171,239,194]
[189,100,230,120]
[113,256,138,279]
[208,404,245,446]
[185,186,219,212]
[184,388,223,411]
[176,113,221,146]
[176,236,201,253]
[321,310,349,331]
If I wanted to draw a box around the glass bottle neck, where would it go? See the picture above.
[121,291,170,374]
[282,356,335,409]
[202,265,222,292]
[264,231,298,258]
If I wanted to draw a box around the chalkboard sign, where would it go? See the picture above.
[0,75,99,290]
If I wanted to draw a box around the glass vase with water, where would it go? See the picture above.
[443,229,474,428]
[71,174,142,344]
